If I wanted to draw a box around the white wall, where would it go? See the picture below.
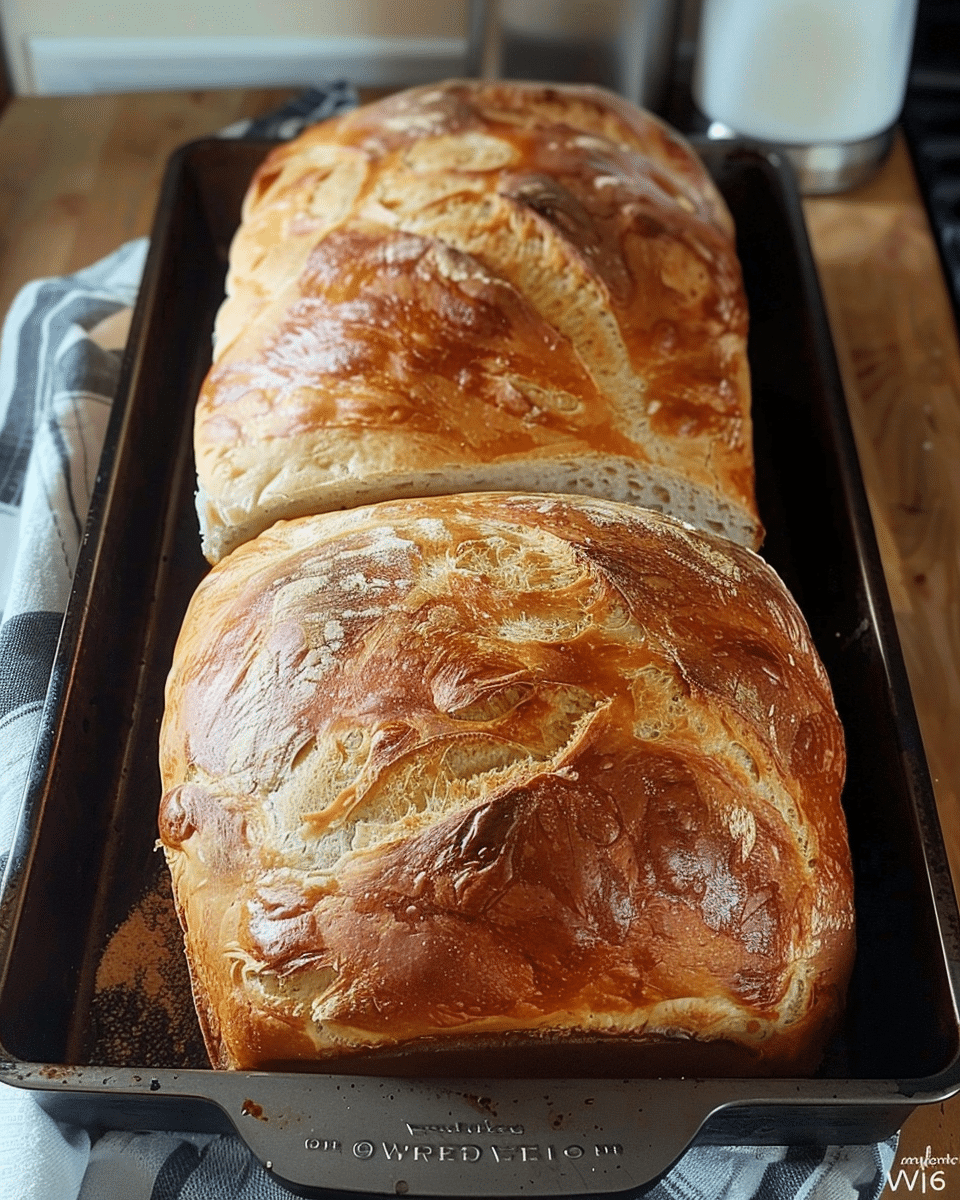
[0,0,472,94]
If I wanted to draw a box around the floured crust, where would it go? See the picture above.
[195,80,760,563]
[159,492,853,1075]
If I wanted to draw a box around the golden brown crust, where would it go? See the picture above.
[195,80,760,563]
[159,492,853,1075]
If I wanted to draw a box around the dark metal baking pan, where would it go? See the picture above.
[0,134,959,1198]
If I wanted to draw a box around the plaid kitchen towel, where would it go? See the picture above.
[0,83,900,1200]
[0,237,148,865]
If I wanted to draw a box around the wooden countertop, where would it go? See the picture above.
[0,88,958,1194]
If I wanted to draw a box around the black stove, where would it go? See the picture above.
[902,0,960,336]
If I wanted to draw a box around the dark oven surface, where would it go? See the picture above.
[0,137,959,1197]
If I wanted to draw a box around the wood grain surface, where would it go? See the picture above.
[0,88,957,1193]
[0,88,299,319]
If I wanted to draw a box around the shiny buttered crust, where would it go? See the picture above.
[159,493,853,1075]
[195,80,760,563]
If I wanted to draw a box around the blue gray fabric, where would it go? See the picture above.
[217,80,358,140]
[0,82,900,1200]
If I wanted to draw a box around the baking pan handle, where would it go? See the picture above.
[211,1073,729,1197]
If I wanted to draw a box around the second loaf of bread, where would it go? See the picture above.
[159,492,853,1076]
[194,80,760,563]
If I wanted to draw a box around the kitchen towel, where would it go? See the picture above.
[0,237,148,867]
[0,81,899,1200]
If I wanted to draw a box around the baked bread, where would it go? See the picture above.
[158,492,853,1075]
[194,80,760,564]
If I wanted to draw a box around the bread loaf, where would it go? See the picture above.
[158,492,853,1075]
[194,80,761,564]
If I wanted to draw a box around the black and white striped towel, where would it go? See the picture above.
[0,83,899,1200]
[0,237,148,864]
